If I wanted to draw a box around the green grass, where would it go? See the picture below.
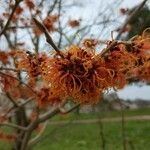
[32,108,150,150]
[33,120,150,150]
[0,108,150,150]
[51,107,150,121]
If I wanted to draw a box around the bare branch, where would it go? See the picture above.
[57,0,63,48]
[6,92,19,107]
[29,121,48,146]
[59,104,80,114]
[47,0,58,15]
[0,122,27,131]
[0,71,36,95]
[0,0,23,36]
[38,106,61,123]
[32,17,64,58]
[100,40,118,57]
[2,97,34,119]
[0,67,19,72]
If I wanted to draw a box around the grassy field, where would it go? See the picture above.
[0,108,150,150]
[51,107,150,121]
[33,121,150,150]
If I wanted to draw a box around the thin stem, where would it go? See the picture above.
[59,104,80,114]
[0,0,23,36]
[0,71,36,95]
[100,40,118,57]
[0,67,19,72]
[0,123,27,131]
[29,121,48,145]
[32,17,64,58]
[57,0,63,48]
[6,92,19,107]
[47,0,58,15]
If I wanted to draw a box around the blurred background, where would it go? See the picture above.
[0,0,150,150]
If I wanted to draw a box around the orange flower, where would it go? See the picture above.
[83,38,99,50]
[120,8,128,15]
[0,51,9,65]
[20,85,35,98]
[9,87,21,99]
[0,73,19,92]
[41,45,113,104]
[68,20,80,28]
[15,6,23,15]
[33,15,59,35]
[16,51,47,78]
[36,87,64,107]
[104,43,136,88]
[43,15,59,32]
[132,28,150,51]
[134,61,150,83]
[25,0,35,10]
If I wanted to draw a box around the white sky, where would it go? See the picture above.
[117,85,150,100]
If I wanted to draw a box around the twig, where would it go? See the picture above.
[21,130,32,150]
[0,122,27,131]
[59,103,80,114]
[32,17,64,58]
[19,101,65,150]
[38,105,63,123]
[47,0,58,15]
[0,67,19,72]
[116,0,148,40]
[99,40,133,57]
[7,25,31,30]
[0,0,23,36]
[0,71,36,95]
[29,121,48,145]
[20,101,80,149]
[6,92,19,107]
[56,29,72,45]
[100,40,118,57]
[2,97,34,118]
[57,0,63,48]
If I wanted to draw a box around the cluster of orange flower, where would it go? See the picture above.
[41,30,150,105]
[41,46,106,104]
[0,30,150,106]
[39,34,149,105]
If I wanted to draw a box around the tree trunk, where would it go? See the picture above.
[12,107,29,150]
